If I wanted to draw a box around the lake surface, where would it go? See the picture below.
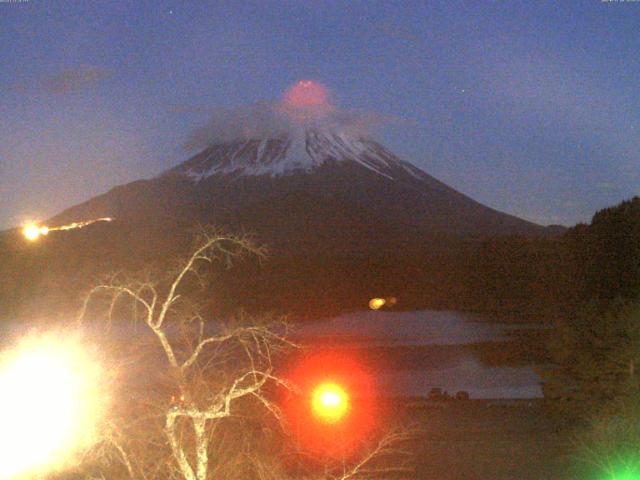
[292,310,543,399]
[0,309,544,399]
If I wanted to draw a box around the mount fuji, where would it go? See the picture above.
[3,85,560,318]
[167,127,427,180]
[50,125,549,257]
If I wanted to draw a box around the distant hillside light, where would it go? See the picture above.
[22,222,49,241]
[311,382,350,424]
[21,217,113,242]
[369,297,397,310]
[369,298,386,310]
[0,333,106,478]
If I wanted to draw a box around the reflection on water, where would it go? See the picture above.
[293,310,543,399]
[0,310,544,399]
[294,309,535,346]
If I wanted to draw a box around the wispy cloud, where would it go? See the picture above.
[41,64,111,94]
[182,100,396,151]
[168,104,213,114]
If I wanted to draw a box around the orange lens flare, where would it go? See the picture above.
[282,351,377,456]
[312,382,349,423]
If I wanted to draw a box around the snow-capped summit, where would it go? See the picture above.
[4,81,564,323]
[52,120,550,247]
[164,127,424,182]
[163,80,432,183]
[49,81,554,259]
[33,93,559,320]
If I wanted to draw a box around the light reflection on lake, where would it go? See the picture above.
[0,310,544,399]
[293,310,543,399]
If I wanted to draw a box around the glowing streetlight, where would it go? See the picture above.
[368,298,386,310]
[22,222,49,242]
[0,333,105,479]
[312,382,349,424]
[369,297,397,310]
[21,217,113,242]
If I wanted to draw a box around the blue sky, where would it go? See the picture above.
[1,0,639,228]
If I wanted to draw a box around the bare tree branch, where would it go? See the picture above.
[79,232,288,480]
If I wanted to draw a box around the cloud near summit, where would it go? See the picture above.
[182,99,392,152]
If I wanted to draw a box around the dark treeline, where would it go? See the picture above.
[541,197,640,393]
[466,197,640,320]
[1,197,638,477]
[538,197,640,476]
[418,196,640,476]
[1,198,638,324]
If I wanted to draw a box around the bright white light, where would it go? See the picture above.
[22,223,43,241]
[0,334,105,479]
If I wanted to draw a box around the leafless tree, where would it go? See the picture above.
[290,425,417,480]
[75,230,415,480]
[77,231,294,480]
[331,428,416,480]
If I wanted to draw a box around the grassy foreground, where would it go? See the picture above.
[401,400,572,480]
